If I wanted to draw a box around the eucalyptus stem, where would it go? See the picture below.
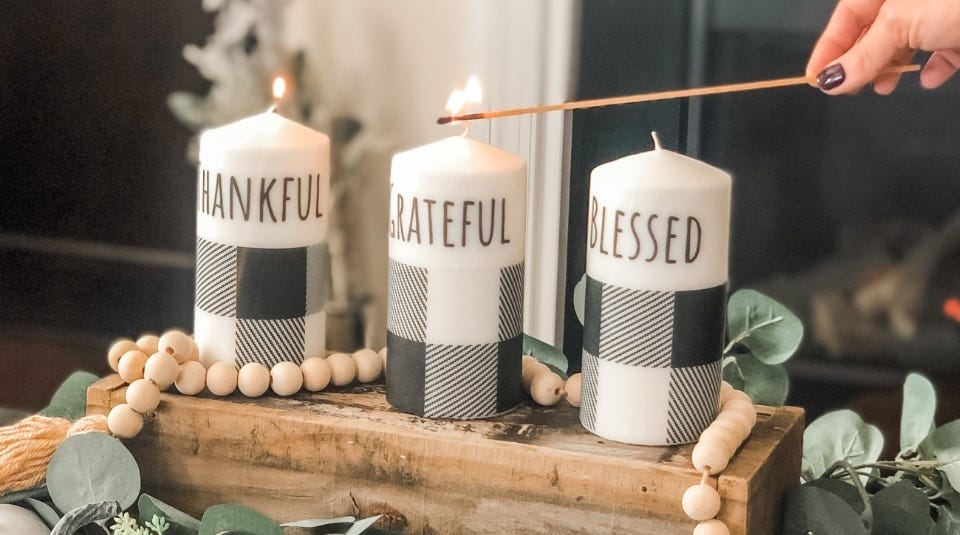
[824,461,873,532]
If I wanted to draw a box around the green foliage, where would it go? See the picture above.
[723,289,803,406]
[139,494,200,535]
[782,484,868,535]
[726,289,803,365]
[198,504,283,535]
[39,371,100,421]
[788,374,960,534]
[23,496,60,528]
[802,410,884,483]
[47,433,140,513]
[522,334,568,376]
[901,373,937,456]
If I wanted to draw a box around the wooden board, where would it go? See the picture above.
[87,375,802,534]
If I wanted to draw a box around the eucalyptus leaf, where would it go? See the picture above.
[47,433,140,513]
[344,515,383,535]
[39,371,100,422]
[199,504,282,535]
[901,373,937,456]
[805,478,865,514]
[0,487,48,505]
[50,501,121,535]
[280,516,355,527]
[874,480,931,519]
[572,274,586,326]
[522,334,568,374]
[732,354,788,406]
[726,289,803,364]
[920,420,960,489]
[782,485,868,535]
[721,358,745,390]
[24,497,60,529]
[139,494,201,535]
[934,504,960,535]
[871,503,934,535]
[802,410,883,482]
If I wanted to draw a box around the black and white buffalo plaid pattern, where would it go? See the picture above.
[581,276,725,445]
[386,258,524,419]
[194,237,328,367]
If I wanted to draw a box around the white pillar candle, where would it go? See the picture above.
[386,135,526,419]
[194,111,330,368]
[580,134,731,445]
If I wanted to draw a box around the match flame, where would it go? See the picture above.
[944,297,960,324]
[444,75,483,117]
[272,77,287,100]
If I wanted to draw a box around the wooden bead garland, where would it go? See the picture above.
[682,380,758,534]
[106,338,587,446]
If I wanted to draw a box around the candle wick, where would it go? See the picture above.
[267,104,278,114]
[460,122,470,138]
[651,131,662,150]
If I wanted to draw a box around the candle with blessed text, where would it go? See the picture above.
[194,78,330,368]
[387,78,526,419]
[580,133,731,445]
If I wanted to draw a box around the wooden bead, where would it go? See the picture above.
[692,441,729,474]
[118,350,148,383]
[326,353,356,386]
[108,340,139,373]
[530,372,564,406]
[722,399,757,429]
[378,347,388,372]
[714,410,753,437]
[206,361,238,396]
[521,356,549,392]
[352,349,383,383]
[238,363,271,397]
[107,404,143,439]
[189,341,200,362]
[564,373,582,407]
[175,361,206,396]
[144,352,179,388]
[699,426,740,455]
[709,417,749,445]
[125,379,161,413]
[136,334,159,355]
[682,484,722,521]
[718,381,737,404]
[270,362,303,397]
[693,519,730,535]
[722,388,751,406]
[158,331,194,364]
[301,357,332,392]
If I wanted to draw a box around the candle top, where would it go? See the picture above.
[392,136,525,175]
[199,112,328,160]
[593,145,731,190]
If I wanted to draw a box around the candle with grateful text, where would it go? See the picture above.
[194,82,330,368]
[386,133,527,419]
[581,134,731,445]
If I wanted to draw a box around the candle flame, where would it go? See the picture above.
[444,75,483,118]
[272,77,287,100]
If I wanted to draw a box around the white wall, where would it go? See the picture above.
[283,0,575,348]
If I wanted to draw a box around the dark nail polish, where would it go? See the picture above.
[817,64,845,90]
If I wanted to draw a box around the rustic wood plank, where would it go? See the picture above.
[87,375,803,534]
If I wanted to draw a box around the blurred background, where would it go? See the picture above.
[2,1,959,449]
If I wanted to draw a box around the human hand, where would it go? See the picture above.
[806,0,960,94]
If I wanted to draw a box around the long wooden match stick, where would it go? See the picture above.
[437,64,921,124]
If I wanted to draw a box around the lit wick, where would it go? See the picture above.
[268,76,286,114]
[442,75,483,135]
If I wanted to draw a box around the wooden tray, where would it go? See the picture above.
[87,375,802,534]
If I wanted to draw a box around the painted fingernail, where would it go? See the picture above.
[816,64,845,90]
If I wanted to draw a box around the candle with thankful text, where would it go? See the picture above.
[194,111,330,368]
[581,136,731,445]
[387,135,526,419]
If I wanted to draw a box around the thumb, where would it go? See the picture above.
[817,16,901,93]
